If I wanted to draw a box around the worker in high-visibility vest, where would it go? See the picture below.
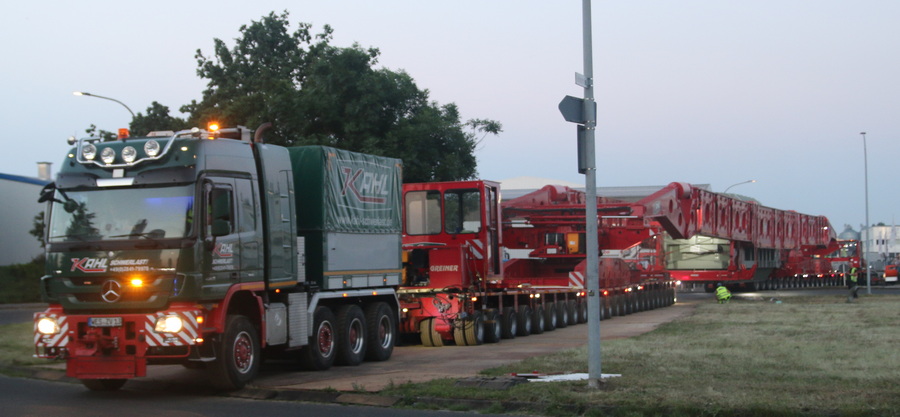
[847,266,859,302]
[715,283,731,304]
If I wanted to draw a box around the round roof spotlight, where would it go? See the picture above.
[101,147,116,164]
[82,143,97,160]
[144,140,160,157]
[122,146,137,163]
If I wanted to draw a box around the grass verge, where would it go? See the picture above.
[0,322,48,367]
[382,295,900,416]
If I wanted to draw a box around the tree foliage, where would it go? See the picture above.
[129,102,188,136]
[183,11,500,182]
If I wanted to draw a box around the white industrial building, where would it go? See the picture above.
[0,164,51,266]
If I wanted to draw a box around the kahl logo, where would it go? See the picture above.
[70,257,109,273]
[341,167,390,204]
[214,243,234,257]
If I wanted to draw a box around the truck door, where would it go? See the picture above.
[485,184,501,276]
[234,178,263,282]
[204,180,242,293]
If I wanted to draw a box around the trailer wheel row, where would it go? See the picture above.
[745,275,848,291]
[433,285,676,347]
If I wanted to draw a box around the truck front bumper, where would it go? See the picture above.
[34,303,205,379]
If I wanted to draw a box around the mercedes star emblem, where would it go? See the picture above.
[101,280,122,303]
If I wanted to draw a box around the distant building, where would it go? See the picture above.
[0,165,51,266]
[859,224,900,269]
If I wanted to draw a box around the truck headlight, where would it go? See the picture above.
[154,316,183,333]
[37,317,61,335]
[144,140,160,157]
[82,143,97,160]
[100,147,116,164]
[121,146,137,163]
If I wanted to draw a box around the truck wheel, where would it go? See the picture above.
[500,306,517,339]
[209,315,260,390]
[543,303,557,331]
[81,378,127,391]
[567,300,578,325]
[453,311,484,346]
[364,302,395,361]
[530,306,545,334]
[483,309,502,343]
[300,306,337,370]
[336,305,367,366]
[516,305,532,336]
[580,300,590,323]
[556,301,569,328]
[420,317,443,347]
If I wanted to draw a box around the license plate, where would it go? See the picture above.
[88,317,122,327]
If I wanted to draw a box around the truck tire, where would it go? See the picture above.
[420,317,443,347]
[567,300,578,325]
[531,306,545,334]
[515,305,532,337]
[556,301,569,328]
[543,303,557,331]
[453,311,484,346]
[483,309,502,343]
[300,306,337,370]
[500,306,517,339]
[581,299,591,322]
[364,302,395,361]
[81,378,127,391]
[336,305,367,366]
[209,315,261,390]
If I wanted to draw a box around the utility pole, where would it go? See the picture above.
[558,0,601,388]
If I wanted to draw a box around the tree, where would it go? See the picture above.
[29,212,45,250]
[129,101,188,136]
[84,124,116,142]
[186,11,501,182]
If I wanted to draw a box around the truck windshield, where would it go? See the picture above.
[48,185,195,243]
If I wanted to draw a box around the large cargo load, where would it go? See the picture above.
[287,146,402,290]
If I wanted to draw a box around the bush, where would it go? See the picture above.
[0,260,43,303]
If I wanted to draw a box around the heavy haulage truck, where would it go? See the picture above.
[33,125,403,391]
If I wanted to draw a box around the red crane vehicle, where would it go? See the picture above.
[398,181,677,347]
[617,182,848,291]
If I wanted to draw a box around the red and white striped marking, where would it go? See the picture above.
[143,310,202,346]
[569,271,585,288]
[34,313,69,348]
[467,239,485,260]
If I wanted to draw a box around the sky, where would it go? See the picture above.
[2,0,898,232]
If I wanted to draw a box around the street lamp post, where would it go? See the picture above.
[73,91,135,118]
[861,131,872,294]
[723,179,756,194]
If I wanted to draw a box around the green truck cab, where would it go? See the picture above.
[34,125,402,390]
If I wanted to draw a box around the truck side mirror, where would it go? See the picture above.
[211,219,231,237]
[38,183,56,203]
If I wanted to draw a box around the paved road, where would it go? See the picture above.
[0,303,42,325]
[0,373,511,417]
